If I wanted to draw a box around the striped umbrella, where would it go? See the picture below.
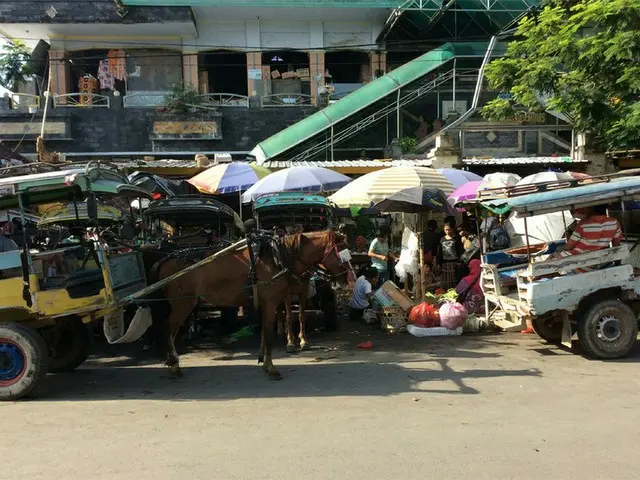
[187,162,271,194]
[328,166,454,208]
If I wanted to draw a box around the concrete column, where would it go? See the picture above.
[246,52,262,97]
[575,132,615,175]
[426,133,462,168]
[369,51,387,80]
[182,53,199,92]
[309,50,325,105]
[49,50,70,105]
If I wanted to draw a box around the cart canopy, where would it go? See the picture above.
[481,177,640,216]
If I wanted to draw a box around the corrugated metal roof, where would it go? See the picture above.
[111,159,200,169]
[462,156,587,165]
[261,159,433,169]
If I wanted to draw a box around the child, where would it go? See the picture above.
[349,266,380,322]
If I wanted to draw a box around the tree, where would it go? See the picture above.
[481,0,640,151]
[0,40,33,92]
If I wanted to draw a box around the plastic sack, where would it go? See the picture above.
[438,302,468,330]
[408,302,439,328]
[395,227,419,282]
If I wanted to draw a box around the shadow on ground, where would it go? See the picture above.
[30,330,543,402]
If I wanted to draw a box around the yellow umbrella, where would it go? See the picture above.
[329,166,454,207]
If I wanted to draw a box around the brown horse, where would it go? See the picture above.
[155,230,349,379]
[281,279,311,353]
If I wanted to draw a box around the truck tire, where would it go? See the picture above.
[531,316,562,343]
[45,318,91,373]
[577,300,638,359]
[0,323,49,400]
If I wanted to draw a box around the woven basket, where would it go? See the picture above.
[380,306,407,333]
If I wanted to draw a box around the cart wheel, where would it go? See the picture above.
[0,323,49,400]
[45,318,91,373]
[577,300,638,359]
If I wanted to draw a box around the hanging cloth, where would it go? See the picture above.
[108,49,127,81]
[98,59,115,91]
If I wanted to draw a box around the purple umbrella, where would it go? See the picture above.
[448,180,482,205]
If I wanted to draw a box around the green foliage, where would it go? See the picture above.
[481,0,640,151]
[161,82,203,114]
[399,136,418,153]
[0,40,33,91]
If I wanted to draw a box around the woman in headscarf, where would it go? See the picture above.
[455,259,484,315]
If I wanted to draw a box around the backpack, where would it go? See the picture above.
[489,226,510,251]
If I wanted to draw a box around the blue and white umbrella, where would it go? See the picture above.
[241,166,351,203]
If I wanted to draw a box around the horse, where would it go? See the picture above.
[154,230,350,379]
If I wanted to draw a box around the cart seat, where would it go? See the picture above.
[65,269,105,298]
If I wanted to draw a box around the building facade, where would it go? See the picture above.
[0,0,587,174]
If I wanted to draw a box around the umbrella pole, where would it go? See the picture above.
[239,190,243,220]
[418,213,425,300]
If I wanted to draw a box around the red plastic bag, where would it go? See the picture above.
[408,302,439,328]
[439,302,467,330]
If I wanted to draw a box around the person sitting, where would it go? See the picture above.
[455,259,484,315]
[0,231,18,253]
[349,266,379,322]
[555,204,622,269]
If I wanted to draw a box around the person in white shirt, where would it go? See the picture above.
[349,266,379,322]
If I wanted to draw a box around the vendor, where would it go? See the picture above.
[368,225,396,284]
[455,259,484,315]
[349,266,379,322]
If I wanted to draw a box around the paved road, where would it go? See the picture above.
[3,328,639,480]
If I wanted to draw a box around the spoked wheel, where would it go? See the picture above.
[0,324,49,400]
[42,318,91,373]
[577,300,638,359]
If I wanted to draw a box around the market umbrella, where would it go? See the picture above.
[187,162,271,194]
[436,168,482,189]
[505,171,575,247]
[478,172,521,191]
[374,187,454,214]
[328,166,454,208]
[241,166,351,203]
[449,180,483,205]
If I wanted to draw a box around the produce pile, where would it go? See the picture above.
[408,289,467,330]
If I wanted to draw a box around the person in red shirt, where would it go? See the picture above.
[555,204,623,271]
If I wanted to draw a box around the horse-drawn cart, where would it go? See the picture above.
[0,165,152,399]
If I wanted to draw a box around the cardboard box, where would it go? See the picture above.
[296,68,310,78]
[281,71,297,79]
[271,70,281,79]
[372,281,415,312]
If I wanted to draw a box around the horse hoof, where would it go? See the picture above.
[169,365,183,377]
[285,345,297,354]
[269,370,283,381]
[300,343,310,351]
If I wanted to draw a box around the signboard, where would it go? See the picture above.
[152,119,222,140]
